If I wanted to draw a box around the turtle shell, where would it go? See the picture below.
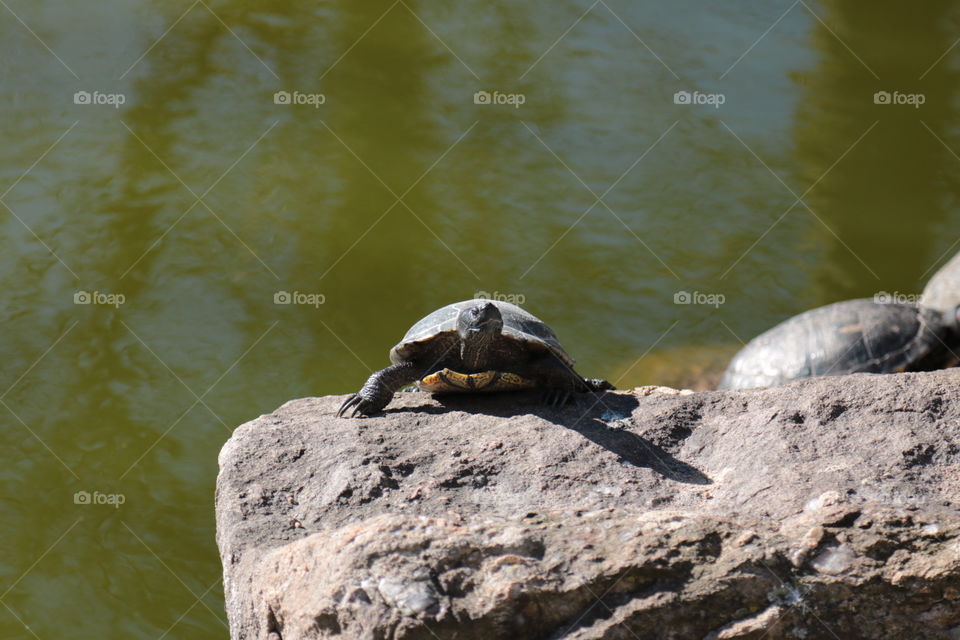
[719,298,957,389]
[390,299,573,366]
[416,368,535,393]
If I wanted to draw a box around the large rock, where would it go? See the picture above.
[216,370,960,639]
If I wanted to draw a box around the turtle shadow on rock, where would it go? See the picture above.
[574,415,713,485]
[566,392,712,486]
[394,391,712,486]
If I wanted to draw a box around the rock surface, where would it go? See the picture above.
[217,370,960,639]
[922,250,960,311]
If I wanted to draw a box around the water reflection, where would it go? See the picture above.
[794,0,960,301]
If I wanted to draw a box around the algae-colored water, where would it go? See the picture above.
[2,1,959,637]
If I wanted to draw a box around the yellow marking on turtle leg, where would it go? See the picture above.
[417,368,533,393]
[469,371,495,389]
[437,369,456,388]
[443,370,473,390]
[498,373,531,388]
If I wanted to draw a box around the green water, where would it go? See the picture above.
[3,1,959,637]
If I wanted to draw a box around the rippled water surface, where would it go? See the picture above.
[3,1,960,637]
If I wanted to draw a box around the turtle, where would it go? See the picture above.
[337,299,614,417]
[718,298,960,389]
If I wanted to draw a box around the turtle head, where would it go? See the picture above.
[457,301,503,338]
[457,302,503,368]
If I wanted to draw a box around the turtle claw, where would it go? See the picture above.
[542,389,572,407]
[337,393,382,418]
[586,378,616,392]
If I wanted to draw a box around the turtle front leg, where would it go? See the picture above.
[337,362,427,418]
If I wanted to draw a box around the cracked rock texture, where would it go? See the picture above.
[216,370,960,639]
